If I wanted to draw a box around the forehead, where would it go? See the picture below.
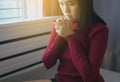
[58,0,77,3]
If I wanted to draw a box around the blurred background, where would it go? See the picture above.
[0,0,120,82]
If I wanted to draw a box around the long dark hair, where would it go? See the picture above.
[77,0,106,29]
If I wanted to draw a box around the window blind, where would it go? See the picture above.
[0,0,43,24]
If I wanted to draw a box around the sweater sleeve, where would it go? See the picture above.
[42,26,65,69]
[65,24,109,82]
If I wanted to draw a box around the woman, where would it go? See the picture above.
[42,0,109,82]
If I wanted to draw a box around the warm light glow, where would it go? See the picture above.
[0,0,43,24]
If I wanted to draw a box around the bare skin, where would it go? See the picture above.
[26,0,80,81]
[55,0,79,38]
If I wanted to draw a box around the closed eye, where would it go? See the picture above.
[67,3,74,5]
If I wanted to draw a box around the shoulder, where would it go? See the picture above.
[89,23,109,38]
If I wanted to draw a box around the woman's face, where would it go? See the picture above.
[58,0,79,22]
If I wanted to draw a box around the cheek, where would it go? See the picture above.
[59,5,64,12]
[71,7,78,17]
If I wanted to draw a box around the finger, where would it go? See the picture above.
[55,26,59,31]
[61,19,70,34]
[65,18,72,27]
[56,29,61,36]
[56,18,63,23]
[63,19,74,35]
[54,18,61,25]
[54,26,57,29]
[57,18,65,25]
[63,19,71,30]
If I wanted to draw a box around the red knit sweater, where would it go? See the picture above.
[42,23,109,82]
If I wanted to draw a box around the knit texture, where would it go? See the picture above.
[42,23,109,82]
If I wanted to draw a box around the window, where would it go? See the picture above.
[0,0,43,24]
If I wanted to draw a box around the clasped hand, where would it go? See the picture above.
[54,18,74,38]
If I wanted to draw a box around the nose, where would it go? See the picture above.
[63,5,70,14]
